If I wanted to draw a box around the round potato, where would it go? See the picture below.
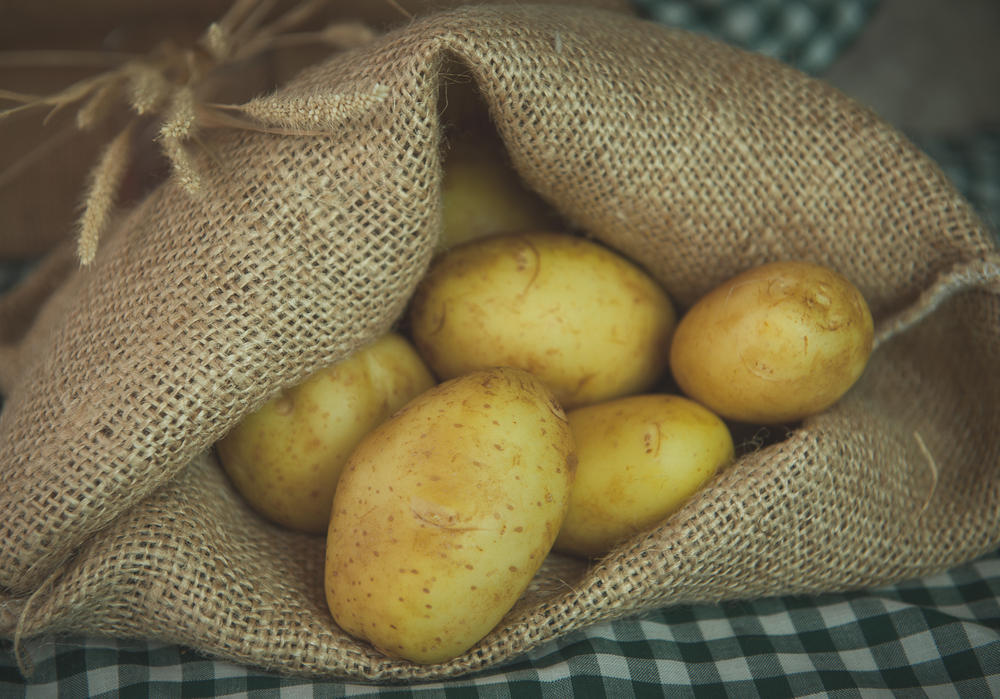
[555,394,734,557]
[216,333,435,534]
[669,260,874,424]
[409,232,676,409]
[325,367,576,665]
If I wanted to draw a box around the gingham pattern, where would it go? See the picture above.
[3,549,1000,696]
[633,0,881,75]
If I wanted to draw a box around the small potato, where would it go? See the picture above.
[216,333,435,534]
[325,368,575,664]
[669,260,874,424]
[409,232,676,409]
[555,394,733,557]
[438,130,558,251]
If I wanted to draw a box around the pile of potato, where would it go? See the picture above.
[215,134,874,664]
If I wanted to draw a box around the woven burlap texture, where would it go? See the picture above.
[1,3,999,682]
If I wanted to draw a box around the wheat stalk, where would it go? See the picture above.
[0,0,383,265]
[77,124,134,266]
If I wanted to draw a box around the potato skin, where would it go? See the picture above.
[669,261,874,424]
[216,333,435,534]
[325,368,576,664]
[555,394,733,557]
[409,232,676,409]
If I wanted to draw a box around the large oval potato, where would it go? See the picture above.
[669,260,874,424]
[409,232,676,409]
[216,333,435,534]
[555,394,734,557]
[325,368,576,664]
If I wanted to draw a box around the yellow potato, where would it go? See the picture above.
[555,394,734,557]
[215,333,435,534]
[669,260,874,424]
[325,367,576,664]
[439,130,558,251]
[409,232,676,409]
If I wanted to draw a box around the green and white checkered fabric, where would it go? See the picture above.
[633,0,880,74]
[4,549,1000,696]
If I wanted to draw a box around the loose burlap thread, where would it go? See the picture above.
[1,3,998,682]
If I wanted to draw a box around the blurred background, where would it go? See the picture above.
[824,0,999,137]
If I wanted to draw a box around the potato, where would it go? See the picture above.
[409,232,676,409]
[325,367,576,664]
[215,333,435,534]
[669,260,874,424]
[439,130,558,251]
[555,394,733,557]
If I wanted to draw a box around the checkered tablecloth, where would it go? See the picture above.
[3,550,1000,696]
[3,0,999,696]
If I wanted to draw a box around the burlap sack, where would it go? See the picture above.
[1,3,998,682]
